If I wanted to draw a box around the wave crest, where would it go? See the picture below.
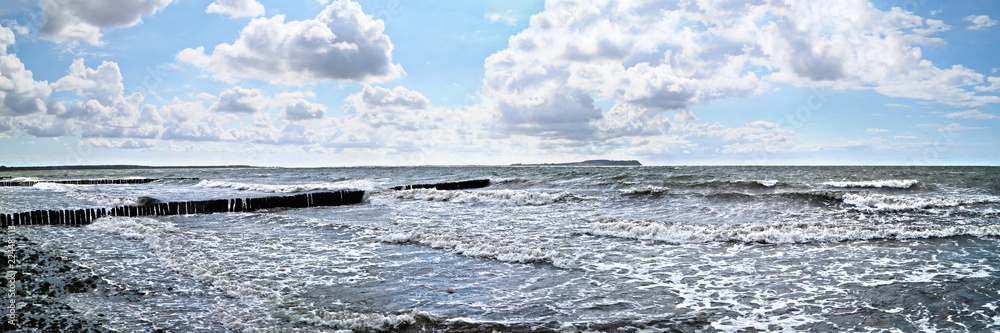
[379,228,562,265]
[195,180,353,193]
[585,218,1000,244]
[393,189,587,206]
[823,179,919,189]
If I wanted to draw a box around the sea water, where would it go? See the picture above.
[1,166,998,332]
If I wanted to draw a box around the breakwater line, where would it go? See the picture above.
[0,190,364,227]
[0,178,159,187]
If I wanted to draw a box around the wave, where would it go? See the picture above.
[195,179,354,193]
[823,179,919,189]
[32,182,140,207]
[88,216,418,332]
[584,218,1000,244]
[379,228,564,265]
[839,193,1000,211]
[620,186,671,196]
[392,189,588,206]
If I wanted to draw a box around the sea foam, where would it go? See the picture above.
[195,179,356,193]
[379,228,562,265]
[823,179,920,189]
[392,188,587,206]
[585,218,1000,244]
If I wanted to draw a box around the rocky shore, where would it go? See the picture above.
[2,228,109,332]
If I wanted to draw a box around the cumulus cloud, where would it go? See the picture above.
[177,0,403,85]
[964,15,997,30]
[479,0,999,143]
[210,86,270,113]
[944,109,997,120]
[283,100,326,120]
[343,85,435,131]
[206,0,265,18]
[48,59,166,138]
[0,26,51,116]
[160,97,237,141]
[38,0,174,45]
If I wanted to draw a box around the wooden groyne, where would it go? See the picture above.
[0,190,364,227]
[392,179,490,191]
[0,178,159,187]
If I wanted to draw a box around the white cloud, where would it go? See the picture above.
[478,0,999,144]
[52,59,125,107]
[48,59,167,139]
[160,97,238,142]
[964,15,997,30]
[89,138,157,149]
[210,86,270,113]
[177,0,403,85]
[975,77,1000,92]
[0,20,28,36]
[343,85,434,131]
[485,11,518,25]
[867,128,890,134]
[944,109,997,120]
[0,27,51,116]
[38,0,175,46]
[206,0,265,18]
[941,123,986,131]
[283,100,326,120]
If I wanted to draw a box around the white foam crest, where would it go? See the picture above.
[823,179,919,188]
[195,179,353,193]
[32,181,82,191]
[756,179,778,187]
[585,218,1000,244]
[88,216,416,332]
[393,189,586,206]
[379,228,561,265]
[620,186,670,195]
[33,182,139,206]
[841,193,1000,211]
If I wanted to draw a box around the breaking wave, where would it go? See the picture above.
[33,182,140,207]
[823,179,920,189]
[378,228,565,266]
[88,216,418,332]
[584,218,1000,244]
[392,189,588,206]
[838,192,1000,211]
[620,186,671,196]
[195,179,354,193]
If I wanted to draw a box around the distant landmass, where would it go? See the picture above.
[511,159,642,167]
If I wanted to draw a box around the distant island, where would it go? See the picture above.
[511,159,642,167]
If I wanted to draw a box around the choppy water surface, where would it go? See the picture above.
[3,166,999,332]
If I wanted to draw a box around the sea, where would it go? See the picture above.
[1,165,998,332]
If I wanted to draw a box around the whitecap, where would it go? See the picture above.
[392,189,587,206]
[823,179,919,189]
[584,218,1000,244]
[195,179,355,193]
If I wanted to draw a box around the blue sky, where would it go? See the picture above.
[0,0,997,166]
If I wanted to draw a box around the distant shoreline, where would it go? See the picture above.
[0,165,256,171]
[511,159,642,167]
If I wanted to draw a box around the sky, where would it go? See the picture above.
[0,0,998,167]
